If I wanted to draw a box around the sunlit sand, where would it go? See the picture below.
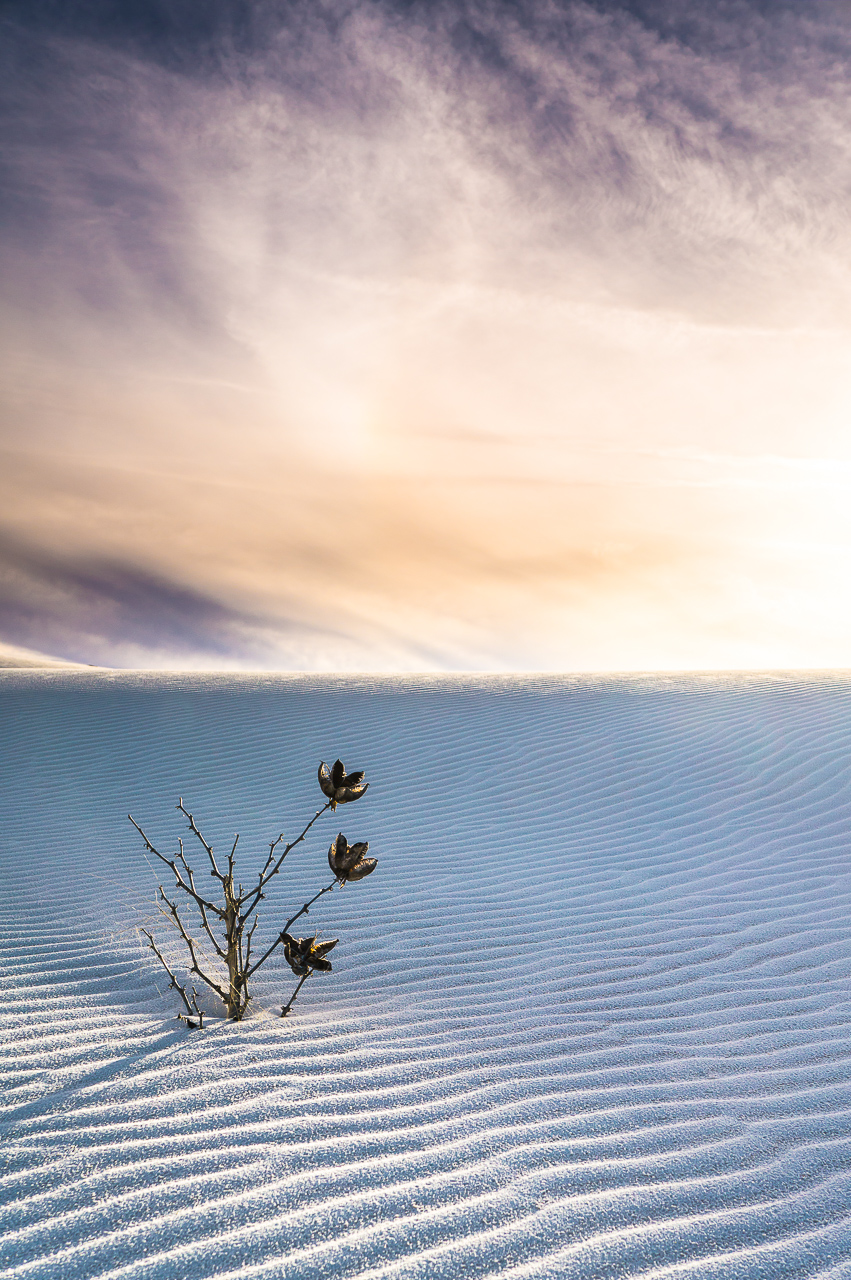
[2,671,850,1277]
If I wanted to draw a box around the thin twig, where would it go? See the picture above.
[244,879,338,979]
[133,787,347,1024]
[281,971,311,1017]
[227,833,239,884]
[158,886,229,1001]
[128,816,226,918]
[243,914,259,979]
[239,802,332,920]
[176,838,227,958]
[280,879,338,939]
[141,928,196,1018]
[189,987,205,1030]
[176,799,227,883]
[155,902,225,985]
[260,832,286,880]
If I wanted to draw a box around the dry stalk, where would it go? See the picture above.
[130,759,376,1023]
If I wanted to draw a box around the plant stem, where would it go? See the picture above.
[245,878,337,979]
[281,972,311,1017]
[239,802,332,922]
[134,789,348,1025]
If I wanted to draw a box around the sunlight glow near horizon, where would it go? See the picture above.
[2,0,851,671]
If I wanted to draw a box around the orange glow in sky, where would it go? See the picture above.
[2,1,851,669]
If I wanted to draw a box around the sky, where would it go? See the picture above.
[2,0,851,671]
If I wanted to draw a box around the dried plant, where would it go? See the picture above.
[129,759,375,1027]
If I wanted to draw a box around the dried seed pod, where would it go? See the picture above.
[328,832,377,883]
[318,759,369,809]
[282,933,338,975]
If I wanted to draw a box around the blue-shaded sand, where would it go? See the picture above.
[2,671,851,1279]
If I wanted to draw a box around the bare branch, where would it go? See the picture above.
[260,832,286,879]
[240,802,332,921]
[176,799,227,883]
[188,986,205,1030]
[245,915,258,974]
[228,833,239,883]
[189,960,229,1003]
[157,886,229,1001]
[176,845,227,958]
[281,971,311,1017]
[135,774,358,1024]
[280,879,338,940]
[129,815,226,918]
[129,815,177,871]
[245,879,337,979]
[141,929,196,1019]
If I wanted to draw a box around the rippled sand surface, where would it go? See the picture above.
[2,671,851,1279]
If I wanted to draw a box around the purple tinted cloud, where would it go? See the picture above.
[0,532,336,667]
[2,1,851,668]
[4,0,850,307]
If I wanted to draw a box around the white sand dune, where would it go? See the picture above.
[0,641,98,669]
[1,671,851,1278]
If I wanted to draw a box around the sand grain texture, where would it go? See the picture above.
[1,672,850,1278]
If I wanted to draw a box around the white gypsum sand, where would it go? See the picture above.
[0,641,97,669]
[1,671,850,1279]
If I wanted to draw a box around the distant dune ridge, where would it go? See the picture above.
[2,671,851,1278]
[0,640,97,669]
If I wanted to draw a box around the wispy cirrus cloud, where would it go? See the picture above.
[2,0,851,668]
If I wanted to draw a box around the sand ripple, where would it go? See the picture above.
[2,672,851,1277]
